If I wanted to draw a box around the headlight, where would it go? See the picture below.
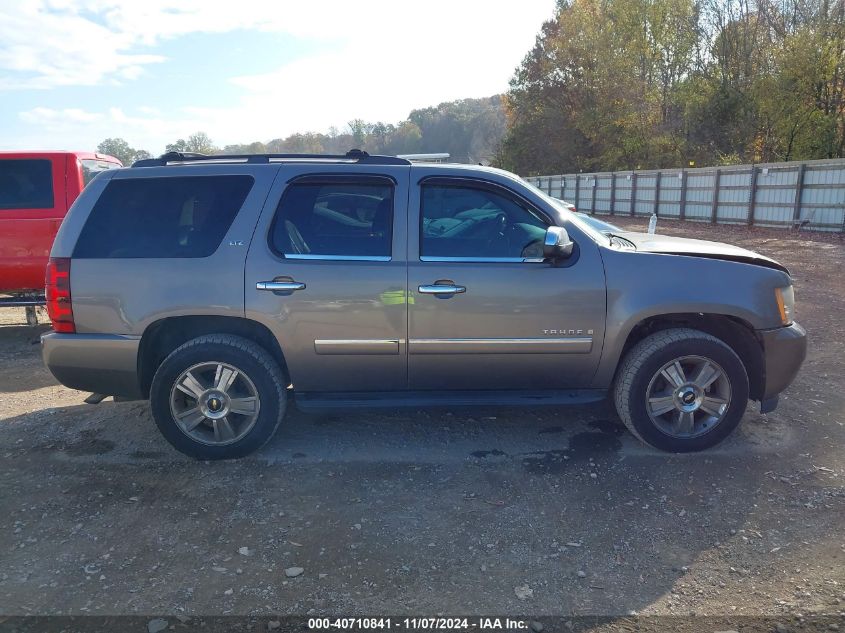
[775,286,795,325]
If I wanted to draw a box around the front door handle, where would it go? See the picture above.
[256,280,306,292]
[418,283,466,295]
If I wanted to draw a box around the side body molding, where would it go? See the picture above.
[314,339,401,355]
[408,337,592,354]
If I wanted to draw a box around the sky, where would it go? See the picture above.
[0,0,556,155]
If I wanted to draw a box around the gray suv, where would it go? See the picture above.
[41,150,807,459]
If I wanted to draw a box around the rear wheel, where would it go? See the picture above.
[613,328,749,452]
[150,334,287,459]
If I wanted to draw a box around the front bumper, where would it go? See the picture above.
[759,321,807,406]
[41,332,143,399]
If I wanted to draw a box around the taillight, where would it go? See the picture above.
[45,257,75,333]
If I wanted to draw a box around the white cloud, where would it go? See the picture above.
[16,105,201,152]
[1,1,554,91]
[201,2,556,145]
[3,0,556,151]
[20,107,101,123]
[0,0,165,89]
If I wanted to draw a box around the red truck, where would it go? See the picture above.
[0,151,122,317]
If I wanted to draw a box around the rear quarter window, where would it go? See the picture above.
[73,175,253,258]
[81,159,121,186]
[0,159,54,210]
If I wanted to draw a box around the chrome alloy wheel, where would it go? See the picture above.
[645,355,732,439]
[169,362,260,446]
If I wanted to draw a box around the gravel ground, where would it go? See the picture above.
[0,219,843,621]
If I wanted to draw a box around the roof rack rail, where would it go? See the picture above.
[131,148,411,167]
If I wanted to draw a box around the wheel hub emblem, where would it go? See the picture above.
[209,398,221,411]
[682,392,695,404]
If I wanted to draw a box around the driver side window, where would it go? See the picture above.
[420,184,547,260]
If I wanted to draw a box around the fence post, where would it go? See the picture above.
[630,172,637,216]
[792,163,806,228]
[710,169,720,224]
[609,173,616,216]
[653,171,662,216]
[590,176,597,214]
[747,165,758,226]
[574,175,580,211]
[679,170,687,220]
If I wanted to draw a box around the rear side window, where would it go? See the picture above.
[0,159,54,210]
[270,180,393,259]
[73,176,253,258]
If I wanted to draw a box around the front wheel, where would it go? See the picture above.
[613,328,749,452]
[150,334,287,459]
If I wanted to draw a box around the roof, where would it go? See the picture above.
[0,150,118,160]
[132,149,410,168]
[127,149,516,183]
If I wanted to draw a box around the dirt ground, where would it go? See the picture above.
[0,218,843,623]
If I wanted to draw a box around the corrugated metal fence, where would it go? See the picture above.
[524,158,845,232]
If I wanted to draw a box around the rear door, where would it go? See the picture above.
[245,164,410,393]
[68,165,270,335]
[407,171,607,391]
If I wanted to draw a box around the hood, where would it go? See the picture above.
[614,231,789,274]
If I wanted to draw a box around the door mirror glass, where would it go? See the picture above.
[543,226,574,259]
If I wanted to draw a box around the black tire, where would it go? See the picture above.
[613,328,749,452]
[150,334,287,459]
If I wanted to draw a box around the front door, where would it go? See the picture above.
[245,165,410,393]
[407,176,606,391]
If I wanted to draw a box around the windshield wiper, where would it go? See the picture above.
[608,233,635,249]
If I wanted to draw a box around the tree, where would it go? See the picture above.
[166,132,217,154]
[408,96,506,162]
[496,0,845,174]
[148,97,505,165]
[96,137,151,166]
[347,119,373,148]
[165,139,189,153]
[222,141,267,154]
[272,133,326,154]
[368,122,394,153]
[498,0,700,173]
[383,121,422,155]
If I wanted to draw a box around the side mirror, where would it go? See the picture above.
[543,226,574,259]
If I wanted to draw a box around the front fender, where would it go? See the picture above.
[592,247,791,388]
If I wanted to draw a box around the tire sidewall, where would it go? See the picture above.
[626,337,749,452]
[150,341,285,460]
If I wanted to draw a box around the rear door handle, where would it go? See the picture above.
[256,281,306,292]
[418,283,466,295]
